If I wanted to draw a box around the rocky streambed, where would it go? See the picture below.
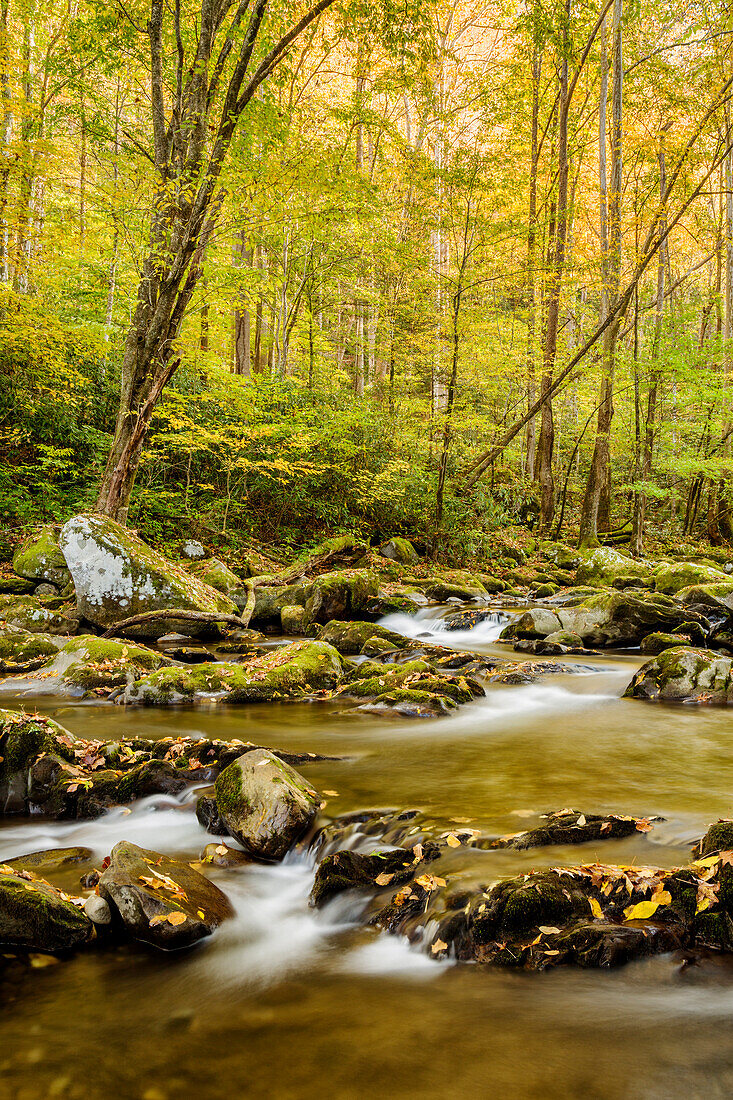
[2,523,733,1096]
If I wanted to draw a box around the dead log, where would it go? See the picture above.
[102,609,246,639]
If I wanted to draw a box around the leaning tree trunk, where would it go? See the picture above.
[94,0,336,522]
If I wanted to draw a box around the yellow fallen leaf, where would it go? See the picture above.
[693,854,720,869]
[215,845,228,855]
[576,814,586,827]
[431,939,448,954]
[624,899,663,921]
[538,926,562,934]
[197,909,205,919]
[322,790,339,797]
[167,911,187,926]
[374,872,394,886]
[544,949,560,956]
[588,898,603,919]
[446,834,461,848]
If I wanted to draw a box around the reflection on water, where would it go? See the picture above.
[1,613,733,1098]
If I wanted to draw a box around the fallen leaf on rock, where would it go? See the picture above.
[374,872,394,886]
[414,874,446,890]
[576,814,586,827]
[544,949,560,957]
[446,834,461,848]
[215,845,228,855]
[588,898,603,919]
[624,898,665,921]
[635,819,653,833]
[538,926,562,934]
[431,939,448,954]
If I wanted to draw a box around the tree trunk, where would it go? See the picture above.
[579,0,622,547]
[524,42,541,478]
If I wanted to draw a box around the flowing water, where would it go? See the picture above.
[1,605,733,1099]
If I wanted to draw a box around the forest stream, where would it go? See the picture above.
[1,602,731,1100]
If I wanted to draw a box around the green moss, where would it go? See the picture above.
[0,711,68,776]
[214,760,245,816]
[0,630,58,663]
[0,870,92,951]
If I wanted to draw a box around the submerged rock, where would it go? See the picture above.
[489,810,656,850]
[0,866,93,952]
[214,748,320,861]
[3,847,93,874]
[98,841,233,950]
[59,513,237,639]
[624,646,733,704]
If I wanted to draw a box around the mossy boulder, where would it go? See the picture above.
[280,604,313,635]
[502,591,709,648]
[424,578,487,602]
[98,841,233,950]
[12,526,71,588]
[0,629,60,673]
[124,640,343,706]
[639,630,705,656]
[0,595,76,635]
[0,573,35,596]
[303,569,378,623]
[0,867,93,952]
[693,820,733,859]
[576,547,653,588]
[624,646,733,704]
[380,538,419,565]
[2,635,165,698]
[214,748,320,861]
[678,583,733,612]
[59,513,237,639]
[317,619,413,655]
[653,561,730,596]
[187,557,243,596]
[340,665,480,704]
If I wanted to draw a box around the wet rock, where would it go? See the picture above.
[710,614,733,656]
[196,793,229,836]
[487,660,571,685]
[280,604,312,634]
[380,538,419,564]
[488,810,656,850]
[0,866,93,952]
[678,583,733,613]
[83,895,112,926]
[200,842,251,868]
[165,646,211,663]
[624,646,733,704]
[12,526,71,588]
[59,513,237,639]
[310,848,422,906]
[98,841,233,949]
[356,688,459,718]
[442,609,501,631]
[124,640,343,705]
[341,663,482,704]
[692,819,733,859]
[214,748,320,861]
[4,848,93,874]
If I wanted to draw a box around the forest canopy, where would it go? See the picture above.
[2,0,732,559]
